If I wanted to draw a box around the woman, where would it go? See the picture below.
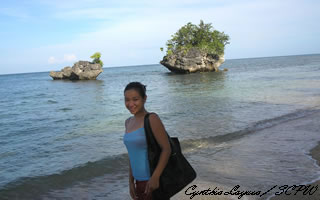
[123,82,171,200]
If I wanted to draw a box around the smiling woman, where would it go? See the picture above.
[123,82,172,200]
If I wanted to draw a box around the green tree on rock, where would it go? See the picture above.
[162,20,230,56]
[90,52,104,67]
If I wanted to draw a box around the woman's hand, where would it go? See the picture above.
[129,181,137,200]
[144,175,160,196]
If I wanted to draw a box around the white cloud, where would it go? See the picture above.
[48,54,77,64]
[48,56,56,64]
[63,54,77,62]
[54,7,136,20]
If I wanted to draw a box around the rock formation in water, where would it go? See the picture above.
[49,61,103,80]
[160,47,225,73]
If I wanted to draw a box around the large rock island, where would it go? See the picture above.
[50,61,103,80]
[160,47,225,73]
[160,20,229,74]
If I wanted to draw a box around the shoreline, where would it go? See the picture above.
[172,110,320,200]
[269,143,320,200]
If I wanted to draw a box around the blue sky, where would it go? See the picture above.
[0,0,319,74]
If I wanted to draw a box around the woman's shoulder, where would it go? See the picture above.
[148,112,162,123]
[126,116,133,120]
[147,112,166,132]
[125,116,133,127]
[148,112,159,118]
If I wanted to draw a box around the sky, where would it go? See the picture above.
[0,0,319,74]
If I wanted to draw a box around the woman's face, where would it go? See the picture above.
[124,89,146,115]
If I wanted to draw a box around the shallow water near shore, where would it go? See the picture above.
[1,54,320,199]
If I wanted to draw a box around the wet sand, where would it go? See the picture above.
[171,110,320,200]
[269,143,320,200]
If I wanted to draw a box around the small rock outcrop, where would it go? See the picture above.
[160,47,225,73]
[50,61,103,80]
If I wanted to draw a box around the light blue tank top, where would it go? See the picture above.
[123,127,150,181]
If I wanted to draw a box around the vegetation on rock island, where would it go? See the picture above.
[161,20,230,56]
[90,52,104,67]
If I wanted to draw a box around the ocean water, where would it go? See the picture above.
[0,54,320,200]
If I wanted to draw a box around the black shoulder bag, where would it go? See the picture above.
[144,113,196,200]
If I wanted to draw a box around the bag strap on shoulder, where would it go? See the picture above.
[144,113,159,152]
[144,113,177,154]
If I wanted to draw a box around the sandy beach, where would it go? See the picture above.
[269,143,320,200]
[171,109,320,200]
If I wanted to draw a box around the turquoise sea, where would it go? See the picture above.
[0,54,320,199]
